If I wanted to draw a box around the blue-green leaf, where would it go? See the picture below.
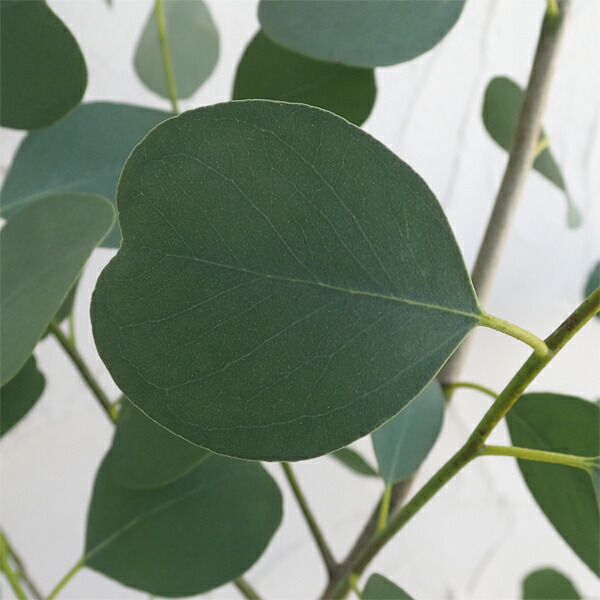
[522,568,581,600]
[363,574,414,600]
[330,447,378,478]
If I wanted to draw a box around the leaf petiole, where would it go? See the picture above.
[376,484,393,532]
[479,312,549,356]
[480,445,596,472]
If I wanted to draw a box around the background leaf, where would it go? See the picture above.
[258,0,465,68]
[330,447,378,478]
[0,357,45,437]
[482,76,580,228]
[134,0,219,100]
[233,31,376,126]
[584,261,599,320]
[1,194,114,385]
[372,380,445,484]
[86,453,282,597]
[506,393,600,576]
[0,102,171,247]
[362,574,414,600]
[0,0,87,129]
[522,568,581,600]
[91,101,480,461]
[108,399,209,489]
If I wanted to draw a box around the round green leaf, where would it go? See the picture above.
[482,76,581,228]
[134,0,219,100]
[233,31,376,126]
[108,399,209,489]
[522,568,581,600]
[584,261,599,320]
[330,447,378,478]
[0,0,87,130]
[0,356,45,437]
[1,194,115,386]
[258,0,465,68]
[506,393,600,576]
[372,380,445,484]
[91,101,480,462]
[0,102,171,247]
[363,574,414,600]
[85,453,282,597]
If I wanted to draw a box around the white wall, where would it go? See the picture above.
[1,1,599,599]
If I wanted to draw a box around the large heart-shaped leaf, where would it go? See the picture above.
[258,0,465,68]
[0,0,87,129]
[1,194,115,385]
[134,0,219,100]
[85,453,282,597]
[522,568,581,600]
[482,76,580,228]
[506,393,600,576]
[0,357,45,437]
[0,102,171,247]
[108,400,209,489]
[91,101,481,461]
[372,380,445,484]
[362,574,414,600]
[233,31,376,126]
[584,261,599,320]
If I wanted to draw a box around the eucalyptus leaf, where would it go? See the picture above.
[0,357,45,437]
[362,574,414,600]
[330,448,378,478]
[0,0,87,129]
[258,0,465,68]
[584,261,599,319]
[0,102,171,247]
[108,399,209,489]
[1,194,115,386]
[134,0,219,100]
[482,76,580,228]
[91,100,481,462]
[233,31,376,126]
[522,568,581,600]
[85,453,282,597]
[506,393,600,576]
[372,380,445,484]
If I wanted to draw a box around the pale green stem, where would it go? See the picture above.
[349,574,361,599]
[535,135,550,157]
[547,0,560,17]
[1,533,28,600]
[376,484,393,532]
[155,0,179,113]
[67,312,76,346]
[479,312,549,356]
[45,560,83,600]
[234,577,262,600]
[443,381,498,400]
[480,445,595,471]
[2,532,42,599]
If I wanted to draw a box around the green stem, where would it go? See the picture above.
[67,312,76,346]
[547,0,560,17]
[325,287,599,599]
[281,462,337,576]
[45,559,83,600]
[443,381,498,400]
[535,135,550,157]
[480,445,595,471]
[2,532,42,599]
[376,484,392,532]
[155,0,179,113]
[48,321,116,424]
[349,574,361,599]
[479,312,549,356]
[234,577,262,600]
[1,533,28,600]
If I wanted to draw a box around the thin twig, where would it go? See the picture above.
[234,577,262,600]
[155,0,179,113]
[2,532,43,599]
[1,532,28,600]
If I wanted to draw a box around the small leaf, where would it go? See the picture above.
[363,574,414,600]
[108,399,209,489]
[522,568,581,600]
[372,380,445,484]
[0,102,171,247]
[330,448,378,478]
[233,31,376,126]
[0,0,87,129]
[258,0,465,68]
[1,194,115,386]
[506,393,600,576]
[85,453,282,597]
[482,76,580,228]
[134,0,219,100]
[0,357,45,437]
[584,261,599,320]
[91,101,481,461]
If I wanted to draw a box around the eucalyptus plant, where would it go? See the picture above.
[1,1,598,600]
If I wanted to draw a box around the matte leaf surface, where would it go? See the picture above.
[372,380,445,484]
[522,568,581,600]
[330,447,378,478]
[85,453,282,597]
[0,357,45,437]
[0,0,87,129]
[0,102,171,247]
[363,574,414,600]
[584,261,599,320]
[108,399,209,489]
[134,0,219,100]
[1,194,114,385]
[233,31,376,126]
[506,393,600,576]
[91,101,480,461]
[482,76,580,228]
[258,0,465,68]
